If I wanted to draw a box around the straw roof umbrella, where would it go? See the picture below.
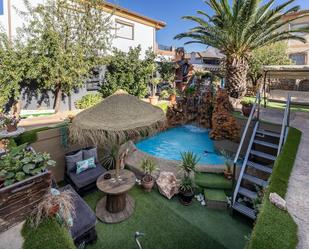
[69,91,167,146]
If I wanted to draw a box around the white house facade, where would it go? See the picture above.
[0,1,166,57]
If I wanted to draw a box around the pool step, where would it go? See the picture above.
[256,129,281,138]
[253,139,279,149]
[238,187,257,200]
[243,173,268,187]
[195,173,232,190]
[204,189,227,210]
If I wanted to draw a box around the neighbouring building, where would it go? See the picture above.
[281,10,309,65]
[0,0,166,112]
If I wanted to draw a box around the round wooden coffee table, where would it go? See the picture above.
[96,169,136,223]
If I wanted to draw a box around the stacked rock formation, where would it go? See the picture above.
[197,89,214,128]
[210,89,240,141]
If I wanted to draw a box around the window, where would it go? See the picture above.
[289,53,307,65]
[290,23,309,37]
[116,19,134,40]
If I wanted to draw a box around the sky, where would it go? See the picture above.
[108,0,309,52]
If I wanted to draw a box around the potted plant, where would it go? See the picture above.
[149,78,161,105]
[141,158,157,192]
[31,189,75,228]
[223,159,233,180]
[178,151,200,205]
[1,114,20,132]
[168,88,177,103]
[240,99,254,117]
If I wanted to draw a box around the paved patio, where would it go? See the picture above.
[260,108,309,249]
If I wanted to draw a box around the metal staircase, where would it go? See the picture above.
[231,93,291,219]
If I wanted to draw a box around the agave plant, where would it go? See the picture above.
[179,151,200,177]
[174,0,309,99]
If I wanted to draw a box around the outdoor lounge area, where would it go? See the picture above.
[1,1,309,249]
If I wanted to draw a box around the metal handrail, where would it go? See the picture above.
[232,92,261,198]
[277,95,291,156]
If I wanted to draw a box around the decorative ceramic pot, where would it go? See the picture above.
[242,105,253,117]
[149,96,159,105]
[179,190,194,205]
[142,175,155,192]
[6,124,17,133]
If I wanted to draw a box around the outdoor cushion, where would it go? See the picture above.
[69,164,105,189]
[83,147,99,163]
[76,157,96,174]
[65,150,83,173]
[59,185,97,241]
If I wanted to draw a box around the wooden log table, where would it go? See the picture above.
[96,169,136,223]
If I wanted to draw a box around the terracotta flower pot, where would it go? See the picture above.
[169,94,176,103]
[48,204,60,216]
[142,175,155,192]
[149,96,159,105]
[242,105,253,117]
[223,170,233,180]
[6,124,17,133]
[179,190,194,205]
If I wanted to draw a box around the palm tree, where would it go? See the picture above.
[174,0,309,99]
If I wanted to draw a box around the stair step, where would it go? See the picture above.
[233,202,256,219]
[247,161,273,174]
[243,173,268,187]
[253,139,279,149]
[250,150,276,161]
[238,187,258,199]
[256,129,281,138]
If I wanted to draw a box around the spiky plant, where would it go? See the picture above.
[174,0,309,99]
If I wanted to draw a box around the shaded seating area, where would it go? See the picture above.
[65,147,106,195]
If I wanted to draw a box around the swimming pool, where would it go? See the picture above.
[135,125,226,164]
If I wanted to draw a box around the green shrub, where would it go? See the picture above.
[247,127,301,249]
[160,90,170,99]
[22,218,75,249]
[75,93,103,109]
[0,143,55,186]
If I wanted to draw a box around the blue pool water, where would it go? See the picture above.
[136,125,226,164]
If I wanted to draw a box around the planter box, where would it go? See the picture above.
[0,171,52,233]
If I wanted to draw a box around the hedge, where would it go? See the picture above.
[247,127,302,249]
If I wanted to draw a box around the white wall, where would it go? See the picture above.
[0,0,156,57]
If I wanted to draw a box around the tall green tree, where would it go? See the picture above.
[174,0,309,99]
[20,0,112,112]
[101,46,156,98]
[248,42,292,87]
[0,32,24,112]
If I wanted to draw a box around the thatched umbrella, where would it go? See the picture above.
[69,91,167,146]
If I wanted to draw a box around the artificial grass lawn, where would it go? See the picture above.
[195,173,233,190]
[22,218,75,249]
[247,127,302,249]
[84,187,251,249]
[244,96,309,113]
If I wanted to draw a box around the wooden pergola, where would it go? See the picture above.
[262,65,309,107]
